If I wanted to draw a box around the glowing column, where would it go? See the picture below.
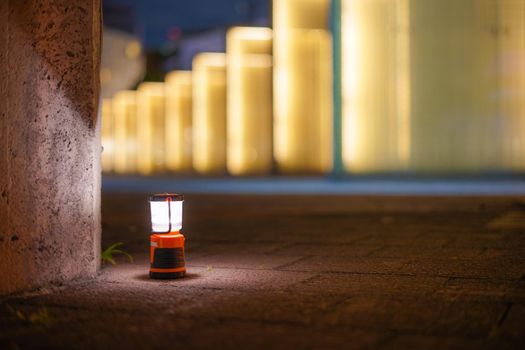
[192,53,227,174]
[341,0,411,172]
[273,0,333,173]
[408,0,498,172]
[165,71,193,173]
[498,0,525,171]
[137,82,166,175]
[227,27,273,175]
[112,90,138,174]
[101,98,114,173]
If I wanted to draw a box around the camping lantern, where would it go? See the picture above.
[149,193,186,279]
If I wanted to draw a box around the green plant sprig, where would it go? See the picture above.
[101,242,133,265]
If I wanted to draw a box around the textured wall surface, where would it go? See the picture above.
[0,0,101,295]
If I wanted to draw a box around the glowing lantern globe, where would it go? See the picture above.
[149,194,186,279]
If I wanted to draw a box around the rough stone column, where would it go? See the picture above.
[0,0,102,295]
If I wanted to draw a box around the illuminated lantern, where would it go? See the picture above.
[165,71,193,172]
[149,193,186,279]
[227,27,273,175]
[192,53,227,174]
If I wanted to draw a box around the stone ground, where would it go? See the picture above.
[1,193,525,349]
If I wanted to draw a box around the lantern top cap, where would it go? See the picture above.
[149,193,184,202]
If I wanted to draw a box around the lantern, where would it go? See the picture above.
[149,193,186,279]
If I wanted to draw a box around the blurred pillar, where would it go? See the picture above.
[192,53,227,174]
[498,0,525,171]
[409,0,498,172]
[227,27,273,175]
[341,0,410,173]
[0,0,101,294]
[101,98,114,173]
[165,71,193,173]
[137,82,166,175]
[273,0,333,174]
[112,91,138,174]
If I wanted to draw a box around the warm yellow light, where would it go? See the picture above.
[137,82,166,175]
[165,71,193,172]
[112,90,138,174]
[497,0,525,171]
[227,27,273,175]
[101,98,114,173]
[407,0,523,172]
[125,40,142,60]
[273,0,333,173]
[341,0,410,172]
[192,53,227,174]
[100,68,112,85]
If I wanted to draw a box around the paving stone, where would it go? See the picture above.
[436,278,525,303]
[329,297,507,338]
[494,303,525,339]
[187,290,344,326]
[357,233,451,247]
[0,303,195,349]
[190,242,289,255]
[399,257,525,280]
[447,232,523,250]
[370,245,484,259]
[185,321,388,350]
[96,259,316,292]
[187,252,305,270]
[273,243,381,257]
[382,334,485,350]
[280,256,408,274]
[295,273,447,298]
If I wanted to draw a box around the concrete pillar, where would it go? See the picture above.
[0,0,101,294]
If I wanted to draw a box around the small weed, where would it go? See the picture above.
[6,305,53,328]
[101,242,133,265]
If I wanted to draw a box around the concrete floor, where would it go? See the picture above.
[1,193,525,349]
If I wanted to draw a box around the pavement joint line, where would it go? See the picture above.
[287,272,322,289]
[213,316,309,327]
[375,330,398,349]
[384,328,495,342]
[323,294,354,314]
[266,242,297,254]
[497,302,513,327]
[362,245,385,257]
[99,265,525,283]
[185,263,311,271]
[268,269,525,282]
[342,320,499,340]
[275,269,418,276]
[272,255,315,270]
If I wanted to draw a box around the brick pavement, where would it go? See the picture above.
[1,194,524,349]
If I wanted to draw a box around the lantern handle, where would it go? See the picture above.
[167,197,172,233]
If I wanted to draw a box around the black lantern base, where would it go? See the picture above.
[149,271,186,279]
